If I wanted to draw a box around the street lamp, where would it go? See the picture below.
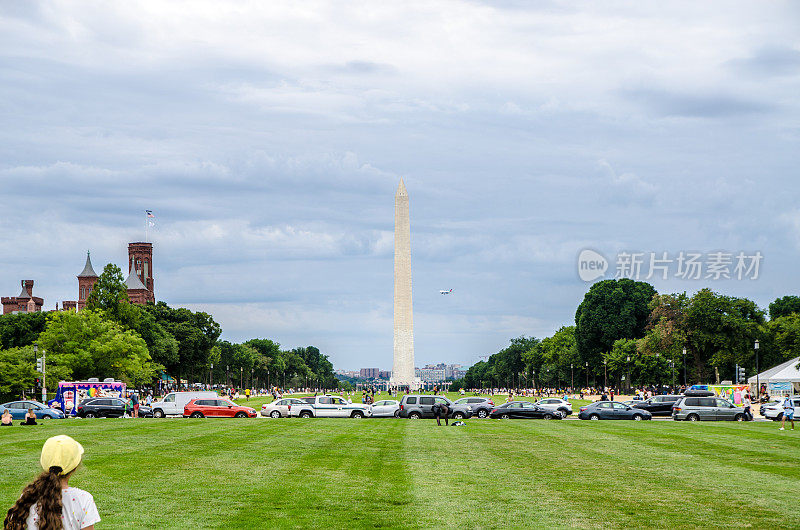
[210,363,213,387]
[532,370,536,393]
[570,363,574,392]
[240,366,243,389]
[603,359,607,391]
[626,355,631,393]
[754,340,760,400]
[585,361,589,389]
[682,348,687,387]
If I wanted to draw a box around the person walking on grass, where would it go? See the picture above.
[4,435,100,530]
[780,396,795,431]
[742,394,752,421]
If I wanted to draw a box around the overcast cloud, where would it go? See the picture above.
[1,1,799,370]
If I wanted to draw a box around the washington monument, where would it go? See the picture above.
[391,179,418,388]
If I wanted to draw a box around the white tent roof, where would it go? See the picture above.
[769,360,800,383]
[748,357,799,384]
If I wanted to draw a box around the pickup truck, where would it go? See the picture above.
[289,395,372,418]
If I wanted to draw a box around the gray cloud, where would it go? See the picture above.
[1,1,798,370]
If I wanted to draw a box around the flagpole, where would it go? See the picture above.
[145,211,148,242]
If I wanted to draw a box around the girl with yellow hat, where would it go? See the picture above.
[4,435,100,529]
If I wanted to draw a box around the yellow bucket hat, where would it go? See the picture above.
[40,435,84,475]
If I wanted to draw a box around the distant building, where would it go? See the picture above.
[360,368,381,379]
[379,370,392,380]
[64,243,156,309]
[415,367,445,382]
[1,280,43,314]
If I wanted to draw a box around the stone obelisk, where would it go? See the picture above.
[391,179,416,388]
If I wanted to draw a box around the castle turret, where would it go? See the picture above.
[77,251,99,310]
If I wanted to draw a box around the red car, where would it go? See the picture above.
[183,398,257,418]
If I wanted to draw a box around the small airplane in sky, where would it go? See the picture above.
[439,289,453,295]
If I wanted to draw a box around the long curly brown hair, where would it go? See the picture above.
[4,466,66,530]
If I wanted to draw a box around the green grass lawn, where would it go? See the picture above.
[2,417,798,529]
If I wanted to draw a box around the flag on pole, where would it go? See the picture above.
[146,210,155,218]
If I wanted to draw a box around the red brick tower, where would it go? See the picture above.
[77,251,99,310]
[127,242,155,304]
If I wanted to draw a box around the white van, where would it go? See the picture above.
[151,391,219,417]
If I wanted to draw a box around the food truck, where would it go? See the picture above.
[49,379,126,416]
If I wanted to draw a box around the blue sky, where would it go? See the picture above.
[1,1,799,370]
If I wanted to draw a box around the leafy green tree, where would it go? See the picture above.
[538,326,579,388]
[143,302,221,384]
[0,346,37,397]
[86,264,129,319]
[37,310,157,385]
[0,312,48,349]
[763,313,800,367]
[684,288,764,384]
[769,296,800,320]
[575,279,657,381]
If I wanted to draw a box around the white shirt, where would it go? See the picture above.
[27,487,100,530]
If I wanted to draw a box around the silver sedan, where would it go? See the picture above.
[371,399,400,417]
[260,398,307,418]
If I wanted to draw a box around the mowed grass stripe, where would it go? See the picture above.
[2,419,800,529]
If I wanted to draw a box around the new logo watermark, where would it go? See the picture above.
[577,250,763,282]
[577,249,608,282]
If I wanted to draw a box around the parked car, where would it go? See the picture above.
[151,391,219,418]
[454,397,495,418]
[398,395,473,419]
[371,400,401,417]
[76,397,153,418]
[0,400,65,420]
[631,395,682,416]
[760,397,782,417]
[578,401,652,420]
[534,398,573,417]
[671,397,747,421]
[758,396,800,421]
[261,398,308,418]
[288,395,372,418]
[183,398,257,418]
[490,401,563,419]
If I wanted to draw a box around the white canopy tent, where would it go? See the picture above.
[749,357,800,396]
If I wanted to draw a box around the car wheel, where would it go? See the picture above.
[393,410,400,418]
[558,408,570,416]
[85,412,96,419]
[543,414,553,420]
[589,414,600,420]
[776,412,783,421]
[734,414,744,422]
[477,409,488,418]
[299,411,313,418]
[41,415,52,420]
[453,412,464,420]
[190,412,204,418]
[409,412,421,419]
[632,414,643,421]
[351,411,364,419]
[500,414,510,419]
[235,412,247,418]
[153,409,165,418]
[687,413,700,422]
[270,410,281,418]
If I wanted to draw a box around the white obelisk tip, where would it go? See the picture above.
[396,179,408,197]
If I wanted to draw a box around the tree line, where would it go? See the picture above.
[463,279,800,390]
[0,264,338,397]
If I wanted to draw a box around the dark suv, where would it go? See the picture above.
[454,397,495,418]
[631,395,682,416]
[77,397,153,418]
[398,395,473,419]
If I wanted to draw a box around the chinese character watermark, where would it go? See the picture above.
[577,249,762,282]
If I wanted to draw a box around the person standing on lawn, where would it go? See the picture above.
[433,401,450,426]
[131,391,140,418]
[780,396,795,431]
[4,435,100,530]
